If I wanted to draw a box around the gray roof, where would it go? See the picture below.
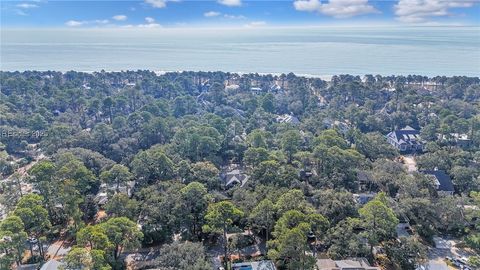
[387,126,421,145]
[276,114,300,124]
[224,168,249,187]
[233,260,276,270]
[422,170,455,193]
[317,258,380,270]
[40,260,63,270]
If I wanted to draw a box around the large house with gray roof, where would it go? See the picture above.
[386,126,424,153]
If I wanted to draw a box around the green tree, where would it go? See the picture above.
[451,165,479,193]
[62,247,94,270]
[101,217,143,261]
[243,147,269,168]
[56,155,98,195]
[249,199,275,252]
[268,227,316,270]
[76,225,111,250]
[359,193,398,255]
[13,194,51,259]
[105,194,139,220]
[311,189,357,225]
[152,241,212,270]
[137,183,183,244]
[246,129,271,148]
[0,215,28,266]
[208,82,226,104]
[190,161,220,190]
[314,129,347,149]
[275,189,314,216]
[180,182,209,240]
[384,237,427,270]
[100,164,133,193]
[281,130,302,163]
[354,132,397,161]
[203,201,243,269]
[326,218,367,259]
[261,93,275,113]
[252,160,281,186]
[28,160,57,216]
[130,146,175,184]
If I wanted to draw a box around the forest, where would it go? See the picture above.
[0,70,479,270]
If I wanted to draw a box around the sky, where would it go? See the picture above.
[1,0,479,29]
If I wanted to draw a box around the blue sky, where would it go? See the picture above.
[1,0,479,28]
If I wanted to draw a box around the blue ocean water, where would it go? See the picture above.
[1,26,479,76]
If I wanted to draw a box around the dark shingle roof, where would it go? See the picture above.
[387,126,421,145]
[423,170,455,193]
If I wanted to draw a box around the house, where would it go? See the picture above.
[269,84,282,93]
[232,260,276,270]
[322,119,351,135]
[422,169,455,196]
[438,133,472,148]
[276,114,300,125]
[386,126,424,153]
[94,181,135,206]
[221,164,249,188]
[250,87,263,95]
[226,84,241,91]
[40,260,64,270]
[316,258,380,270]
[353,193,376,205]
[356,171,373,192]
[17,264,40,270]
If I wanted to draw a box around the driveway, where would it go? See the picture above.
[420,236,477,270]
[403,155,417,173]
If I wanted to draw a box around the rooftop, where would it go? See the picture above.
[40,260,64,270]
[316,258,380,270]
[422,169,455,193]
[232,260,276,270]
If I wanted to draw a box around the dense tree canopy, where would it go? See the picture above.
[0,71,478,270]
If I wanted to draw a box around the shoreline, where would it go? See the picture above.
[1,70,479,81]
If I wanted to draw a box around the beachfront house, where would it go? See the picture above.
[386,126,423,153]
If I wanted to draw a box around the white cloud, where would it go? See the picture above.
[394,0,474,23]
[244,21,267,27]
[16,3,38,8]
[64,19,112,27]
[95,19,110,24]
[137,23,162,28]
[65,20,85,27]
[294,0,322,12]
[218,0,242,7]
[293,0,380,18]
[224,14,246,19]
[204,11,221,17]
[145,17,156,23]
[145,0,167,8]
[112,15,127,21]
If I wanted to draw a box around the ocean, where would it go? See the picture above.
[1,26,479,77]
